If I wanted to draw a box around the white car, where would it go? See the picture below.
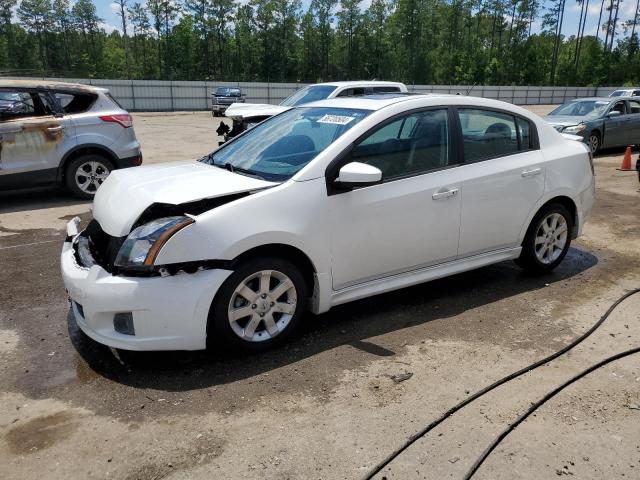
[61,95,595,352]
[223,81,407,137]
[609,88,640,97]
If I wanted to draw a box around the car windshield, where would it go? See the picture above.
[202,106,370,182]
[549,100,610,119]
[215,87,241,97]
[280,85,337,107]
[610,90,626,97]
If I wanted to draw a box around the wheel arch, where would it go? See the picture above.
[521,195,579,243]
[230,243,317,296]
[56,144,119,183]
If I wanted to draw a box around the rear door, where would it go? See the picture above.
[455,108,546,257]
[624,99,640,144]
[0,88,75,184]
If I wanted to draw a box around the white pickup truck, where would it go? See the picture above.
[219,80,407,140]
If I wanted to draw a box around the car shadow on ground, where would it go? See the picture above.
[0,187,89,215]
[69,247,598,391]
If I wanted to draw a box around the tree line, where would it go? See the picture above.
[0,0,639,86]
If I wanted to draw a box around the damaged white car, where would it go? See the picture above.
[62,95,594,352]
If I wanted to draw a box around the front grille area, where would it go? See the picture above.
[76,220,126,273]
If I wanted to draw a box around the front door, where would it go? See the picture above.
[328,108,462,290]
[602,100,628,148]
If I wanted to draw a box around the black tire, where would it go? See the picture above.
[516,203,573,273]
[64,154,114,199]
[212,110,219,117]
[207,257,308,352]
[588,131,601,155]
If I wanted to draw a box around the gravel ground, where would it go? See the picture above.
[1,107,639,480]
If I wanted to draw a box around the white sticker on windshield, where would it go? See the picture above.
[317,114,356,125]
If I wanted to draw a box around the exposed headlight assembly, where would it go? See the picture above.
[114,216,194,270]
[562,124,586,134]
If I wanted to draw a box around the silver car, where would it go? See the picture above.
[0,80,141,198]
[544,97,640,154]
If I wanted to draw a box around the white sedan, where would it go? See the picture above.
[61,95,595,351]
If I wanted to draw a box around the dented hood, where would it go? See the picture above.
[93,161,276,237]
[225,102,289,120]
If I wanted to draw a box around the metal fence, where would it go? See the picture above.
[9,77,625,111]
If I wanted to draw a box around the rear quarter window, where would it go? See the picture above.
[55,91,97,114]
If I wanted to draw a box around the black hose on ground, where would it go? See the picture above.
[464,346,640,478]
[364,288,640,479]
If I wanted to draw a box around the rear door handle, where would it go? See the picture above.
[521,168,542,178]
[47,126,63,132]
[432,188,459,200]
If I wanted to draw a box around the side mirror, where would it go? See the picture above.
[334,162,382,189]
[607,110,622,118]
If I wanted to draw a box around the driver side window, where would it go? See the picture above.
[351,109,450,181]
[611,101,626,115]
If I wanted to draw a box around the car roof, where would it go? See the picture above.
[305,93,524,111]
[303,94,435,110]
[311,80,406,88]
[0,79,106,93]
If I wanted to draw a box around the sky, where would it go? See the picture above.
[92,0,639,43]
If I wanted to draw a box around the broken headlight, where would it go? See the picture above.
[114,216,194,270]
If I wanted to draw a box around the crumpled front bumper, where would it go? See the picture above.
[61,218,232,351]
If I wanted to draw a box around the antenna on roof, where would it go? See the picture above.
[466,83,477,96]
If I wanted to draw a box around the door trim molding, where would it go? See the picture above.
[330,246,521,307]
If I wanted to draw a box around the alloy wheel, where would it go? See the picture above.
[588,134,599,154]
[227,269,297,342]
[534,212,568,264]
[75,161,110,194]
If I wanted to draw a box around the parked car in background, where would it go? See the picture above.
[221,81,407,139]
[609,88,640,97]
[62,94,594,352]
[0,80,142,198]
[544,97,640,153]
[211,86,245,117]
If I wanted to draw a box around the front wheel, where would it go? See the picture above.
[207,257,308,351]
[516,203,573,273]
[588,132,600,155]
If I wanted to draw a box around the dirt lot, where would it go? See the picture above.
[1,108,639,480]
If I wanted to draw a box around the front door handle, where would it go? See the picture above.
[521,168,542,178]
[432,188,459,200]
[47,126,63,133]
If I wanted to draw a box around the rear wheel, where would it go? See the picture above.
[65,154,114,199]
[516,203,573,273]
[207,257,308,351]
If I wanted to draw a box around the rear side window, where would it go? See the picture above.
[629,100,640,114]
[55,91,97,114]
[337,88,366,97]
[0,89,51,121]
[372,86,400,93]
[458,109,534,162]
[516,117,532,149]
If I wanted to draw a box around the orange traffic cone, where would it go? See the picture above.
[618,147,634,171]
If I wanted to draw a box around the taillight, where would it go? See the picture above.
[99,114,133,128]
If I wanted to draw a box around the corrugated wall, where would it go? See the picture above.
[9,77,625,111]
